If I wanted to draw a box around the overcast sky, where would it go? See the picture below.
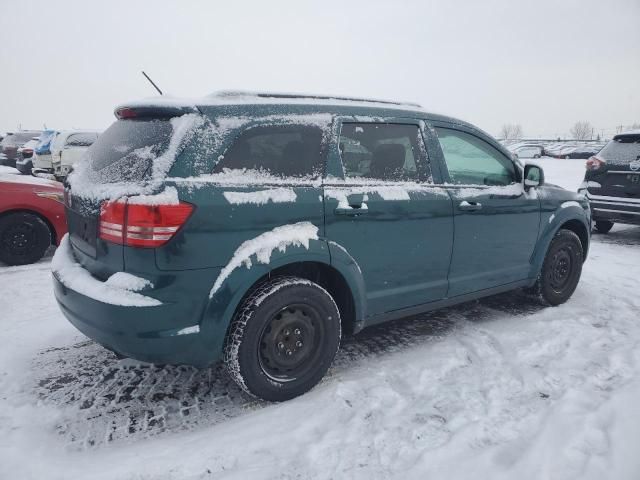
[1,0,638,138]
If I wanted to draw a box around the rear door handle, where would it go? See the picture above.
[334,205,369,216]
[459,200,482,211]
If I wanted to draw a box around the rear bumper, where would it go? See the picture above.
[53,269,219,368]
[586,193,640,225]
[15,158,33,174]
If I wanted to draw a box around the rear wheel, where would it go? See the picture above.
[0,212,51,265]
[224,276,341,402]
[594,220,614,234]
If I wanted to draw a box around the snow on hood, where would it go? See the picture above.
[209,222,319,297]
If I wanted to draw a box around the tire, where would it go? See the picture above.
[529,229,583,306]
[595,220,613,234]
[0,212,51,266]
[224,276,341,402]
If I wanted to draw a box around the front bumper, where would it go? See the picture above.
[587,193,640,226]
[53,270,218,367]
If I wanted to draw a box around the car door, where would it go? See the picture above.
[324,118,453,320]
[428,124,540,297]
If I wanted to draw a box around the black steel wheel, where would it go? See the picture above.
[224,276,341,402]
[0,212,51,266]
[530,229,583,306]
[594,220,614,234]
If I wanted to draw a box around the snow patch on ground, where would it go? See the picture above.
[223,188,297,205]
[209,222,319,297]
[51,235,161,306]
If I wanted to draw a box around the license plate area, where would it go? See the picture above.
[67,208,97,258]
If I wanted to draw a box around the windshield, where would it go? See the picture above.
[598,135,640,165]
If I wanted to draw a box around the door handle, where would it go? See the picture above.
[334,205,369,216]
[459,200,482,211]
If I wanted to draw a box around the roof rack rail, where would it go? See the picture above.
[213,90,422,108]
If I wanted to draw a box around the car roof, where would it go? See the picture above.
[116,91,476,128]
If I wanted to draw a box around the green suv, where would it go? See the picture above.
[53,92,591,401]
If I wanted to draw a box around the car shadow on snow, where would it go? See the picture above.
[33,289,545,448]
[591,224,640,246]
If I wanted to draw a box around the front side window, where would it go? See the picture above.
[435,128,516,186]
[214,125,323,178]
[338,123,429,182]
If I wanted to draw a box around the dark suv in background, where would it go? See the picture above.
[580,130,640,233]
[53,92,591,402]
[0,130,42,167]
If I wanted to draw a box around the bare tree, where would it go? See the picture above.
[570,121,593,140]
[499,124,523,140]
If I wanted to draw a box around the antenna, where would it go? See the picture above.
[141,71,163,95]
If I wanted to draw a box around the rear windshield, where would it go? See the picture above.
[598,135,640,165]
[66,132,98,147]
[87,119,172,183]
[1,132,40,147]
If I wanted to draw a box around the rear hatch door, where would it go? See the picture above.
[65,115,184,279]
[587,133,640,199]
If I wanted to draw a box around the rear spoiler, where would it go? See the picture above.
[114,105,200,120]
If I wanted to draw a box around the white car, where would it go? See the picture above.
[51,130,100,178]
[513,145,543,159]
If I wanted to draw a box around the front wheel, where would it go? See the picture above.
[529,229,583,306]
[594,220,614,234]
[0,212,51,265]
[224,276,341,402]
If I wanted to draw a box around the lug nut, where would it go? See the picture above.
[296,341,303,348]
[284,329,290,336]
[286,349,292,356]
[294,328,301,335]
[278,342,285,350]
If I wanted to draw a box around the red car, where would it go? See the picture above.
[0,173,67,265]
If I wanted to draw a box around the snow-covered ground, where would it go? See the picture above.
[2,158,640,480]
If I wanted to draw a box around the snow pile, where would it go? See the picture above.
[223,188,297,205]
[453,182,524,198]
[209,222,319,297]
[127,186,180,205]
[0,172,60,186]
[68,114,203,201]
[104,272,153,292]
[51,235,161,307]
[171,168,323,188]
[0,165,21,175]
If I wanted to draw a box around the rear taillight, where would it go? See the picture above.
[586,156,605,171]
[99,199,194,248]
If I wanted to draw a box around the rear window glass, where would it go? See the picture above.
[598,135,640,165]
[214,125,323,178]
[87,119,172,182]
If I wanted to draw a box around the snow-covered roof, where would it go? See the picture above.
[615,129,640,137]
[116,90,426,114]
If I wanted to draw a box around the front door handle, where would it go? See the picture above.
[459,200,482,211]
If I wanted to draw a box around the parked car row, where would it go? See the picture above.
[506,141,605,160]
[2,129,100,179]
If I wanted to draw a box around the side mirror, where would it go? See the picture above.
[524,163,544,189]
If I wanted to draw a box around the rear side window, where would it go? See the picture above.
[66,132,97,147]
[598,135,640,165]
[338,123,428,181]
[435,127,516,186]
[214,125,323,178]
[87,119,173,182]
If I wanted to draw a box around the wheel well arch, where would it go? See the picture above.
[558,219,589,261]
[0,209,57,244]
[239,261,358,336]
